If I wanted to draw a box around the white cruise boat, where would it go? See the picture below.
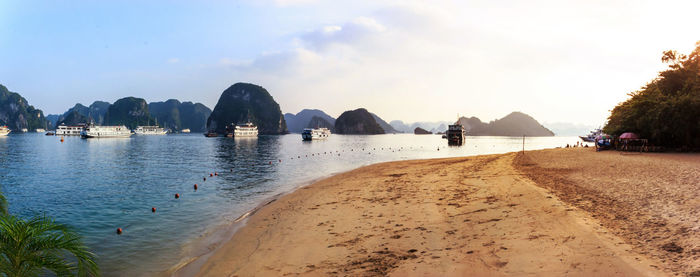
[228,122,258,137]
[134,126,167,135]
[302,128,331,141]
[0,126,10,136]
[81,125,132,138]
[56,124,86,136]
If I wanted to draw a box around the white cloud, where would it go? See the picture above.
[215,1,700,126]
[167,58,180,64]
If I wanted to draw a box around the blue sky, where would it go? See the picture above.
[1,0,699,126]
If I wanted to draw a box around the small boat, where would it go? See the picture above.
[45,131,56,136]
[227,122,258,137]
[134,126,167,135]
[0,126,10,136]
[580,128,603,142]
[302,128,331,141]
[20,128,28,133]
[446,124,466,146]
[181,128,191,133]
[81,124,132,138]
[35,128,45,133]
[204,130,218,137]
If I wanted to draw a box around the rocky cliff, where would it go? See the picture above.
[149,99,211,132]
[414,127,432,134]
[206,83,287,134]
[104,97,153,129]
[55,101,110,127]
[371,113,399,133]
[455,112,554,136]
[334,108,385,134]
[284,109,335,133]
[306,116,334,132]
[0,84,48,130]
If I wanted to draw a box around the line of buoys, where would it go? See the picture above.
[175,193,180,199]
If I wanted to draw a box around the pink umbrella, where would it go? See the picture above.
[619,132,639,139]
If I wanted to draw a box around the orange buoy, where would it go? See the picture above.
[175,193,180,199]
[203,177,206,181]
[194,184,198,190]
[116,228,123,234]
[210,173,213,177]
[269,161,272,164]
[152,207,156,213]
[279,159,281,162]
[230,169,233,172]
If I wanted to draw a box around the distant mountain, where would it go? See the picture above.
[149,99,211,132]
[306,116,334,131]
[46,114,60,129]
[55,101,110,127]
[390,120,450,133]
[284,109,335,133]
[543,122,596,136]
[335,108,384,134]
[370,113,399,133]
[414,127,431,134]
[0,84,48,130]
[104,97,153,129]
[207,83,287,134]
[455,112,554,136]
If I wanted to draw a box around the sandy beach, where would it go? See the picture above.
[194,148,698,276]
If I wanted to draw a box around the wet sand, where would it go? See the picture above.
[195,149,697,276]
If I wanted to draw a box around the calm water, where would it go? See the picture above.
[0,133,587,276]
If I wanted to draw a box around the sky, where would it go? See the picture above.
[1,0,699,126]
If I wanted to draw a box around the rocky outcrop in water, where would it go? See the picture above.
[455,112,554,136]
[55,101,110,127]
[334,108,385,135]
[306,116,334,132]
[149,99,211,132]
[371,113,399,133]
[104,97,153,129]
[284,109,335,133]
[414,127,432,135]
[0,84,48,130]
[206,83,287,134]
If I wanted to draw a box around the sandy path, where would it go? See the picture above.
[195,153,665,276]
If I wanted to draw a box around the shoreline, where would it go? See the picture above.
[191,148,697,276]
[166,172,344,277]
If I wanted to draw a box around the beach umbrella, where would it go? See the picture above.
[619,132,639,139]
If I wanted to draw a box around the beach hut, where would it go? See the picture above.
[619,132,640,139]
[617,132,648,152]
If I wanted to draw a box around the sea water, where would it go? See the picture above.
[0,133,587,276]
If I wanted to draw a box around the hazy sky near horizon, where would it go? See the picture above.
[1,0,698,126]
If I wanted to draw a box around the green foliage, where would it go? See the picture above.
[334,108,385,134]
[0,214,99,277]
[0,192,6,216]
[0,84,49,131]
[207,83,287,134]
[604,42,700,147]
[104,97,153,130]
[149,100,211,132]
